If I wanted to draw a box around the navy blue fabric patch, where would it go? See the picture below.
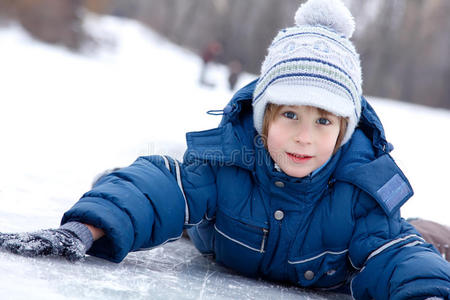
[377,174,410,212]
[335,154,413,216]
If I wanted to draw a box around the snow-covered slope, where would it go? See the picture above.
[0,14,449,299]
[0,16,239,231]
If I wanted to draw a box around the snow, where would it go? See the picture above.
[0,14,449,299]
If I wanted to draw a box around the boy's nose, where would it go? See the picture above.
[294,125,312,144]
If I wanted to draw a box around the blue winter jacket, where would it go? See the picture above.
[62,80,450,299]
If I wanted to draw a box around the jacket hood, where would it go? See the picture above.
[188,79,391,171]
[186,80,413,215]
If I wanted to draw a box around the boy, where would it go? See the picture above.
[1,0,449,298]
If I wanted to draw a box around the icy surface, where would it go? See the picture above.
[0,12,449,300]
[0,238,350,300]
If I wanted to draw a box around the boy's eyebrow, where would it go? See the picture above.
[280,105,337,118]
[317,109,336,117]
[319,110,333,116]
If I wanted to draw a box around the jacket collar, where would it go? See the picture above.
[252,139,341,199]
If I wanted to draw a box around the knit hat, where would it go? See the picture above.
[253,0,362,146]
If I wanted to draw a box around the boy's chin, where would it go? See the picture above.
[280,166,311,179]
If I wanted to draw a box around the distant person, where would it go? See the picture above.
[199,41,222,87]
[227,59,242,91]
[1,0,449,299]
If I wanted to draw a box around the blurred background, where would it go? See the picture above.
[0,0,449,108]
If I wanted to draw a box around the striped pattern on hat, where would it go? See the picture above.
[253,0,362,146]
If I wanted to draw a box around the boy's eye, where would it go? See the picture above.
[283,111,298,120]
[317,118,331,125]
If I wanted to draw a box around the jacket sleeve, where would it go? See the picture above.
[349,191,450,300]
[61,155,217,263]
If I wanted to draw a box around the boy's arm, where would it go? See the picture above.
[61,155,217,262]
[349,191,450,299]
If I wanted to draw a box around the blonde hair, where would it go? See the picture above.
[261,104,348,154]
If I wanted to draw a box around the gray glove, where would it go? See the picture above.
[0,222,93,262]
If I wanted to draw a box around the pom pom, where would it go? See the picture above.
[295,0,355,38]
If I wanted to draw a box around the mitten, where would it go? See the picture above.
[0,222,93,262]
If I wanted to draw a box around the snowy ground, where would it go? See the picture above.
[0,14,449,299]
[0,237,351,300]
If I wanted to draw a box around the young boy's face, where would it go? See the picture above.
[266,105,341,178]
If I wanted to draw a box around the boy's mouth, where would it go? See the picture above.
[286,152,313,163]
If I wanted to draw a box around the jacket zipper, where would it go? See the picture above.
[260,228,269,253]
[234,218,269,253]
